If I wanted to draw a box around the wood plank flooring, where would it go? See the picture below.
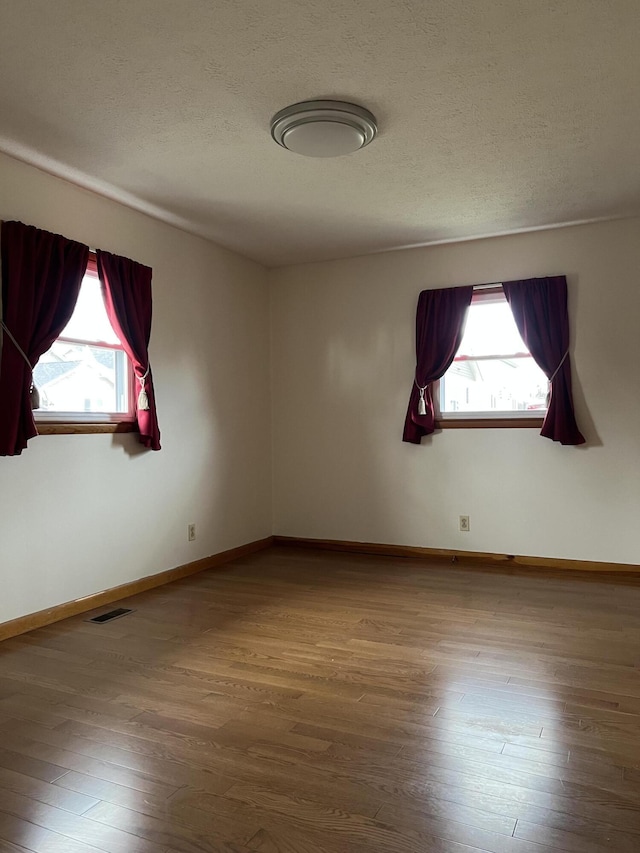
[1,546,640,852]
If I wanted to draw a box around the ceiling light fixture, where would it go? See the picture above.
[271,100,377,158]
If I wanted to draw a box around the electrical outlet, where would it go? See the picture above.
[188,523,196,541]
[459,515,470,532]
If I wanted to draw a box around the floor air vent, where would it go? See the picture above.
[86,608,134,624]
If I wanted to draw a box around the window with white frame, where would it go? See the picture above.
[438,286,548,420]
[33,258,134,422]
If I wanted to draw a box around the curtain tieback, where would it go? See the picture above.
[545,349,569,406]
[0,319,40,409]
[137,365,151,411]
[414,379,428,416]
[549,349,569,383]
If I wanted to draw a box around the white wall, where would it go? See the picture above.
[271,219,640,564]
[2,158,638,628]
[0,152,272,623]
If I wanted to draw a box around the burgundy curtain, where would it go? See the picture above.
[503,276,584,445]
[403,286,473,443]
[0,221,89,456]
[97,250,161,450]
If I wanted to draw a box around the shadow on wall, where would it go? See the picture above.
[321,315,454,547]
[108,395,238,581]
[99,293,269,591]
[566,274,601,449]
[112,433,148,457]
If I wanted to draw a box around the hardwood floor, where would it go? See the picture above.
[1,547,640,852]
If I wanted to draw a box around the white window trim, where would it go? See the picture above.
[439,410,545,421]
[35,411,135,424]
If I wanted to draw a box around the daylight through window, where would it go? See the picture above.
[439,288,548,419]
[34,264,133,421]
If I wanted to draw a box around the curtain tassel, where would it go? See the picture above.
[138,388,150,411]
[418,386,427,416]
[30,383,40,410]
[137,367,150,411]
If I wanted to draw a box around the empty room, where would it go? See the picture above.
[1,1,639,851]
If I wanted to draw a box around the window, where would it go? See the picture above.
[437,286,548,426]
[34,256,135,427]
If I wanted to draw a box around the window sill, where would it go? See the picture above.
[36,422,138,435]
[435,417,544,430]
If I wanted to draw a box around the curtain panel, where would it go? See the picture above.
[0,221,89,456]
[502,276,585,445]
[97,250,161,450]
[402,285,473,443]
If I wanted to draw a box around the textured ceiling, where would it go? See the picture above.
[0,0,639,266]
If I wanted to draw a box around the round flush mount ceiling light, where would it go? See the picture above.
[271,100,377,157]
